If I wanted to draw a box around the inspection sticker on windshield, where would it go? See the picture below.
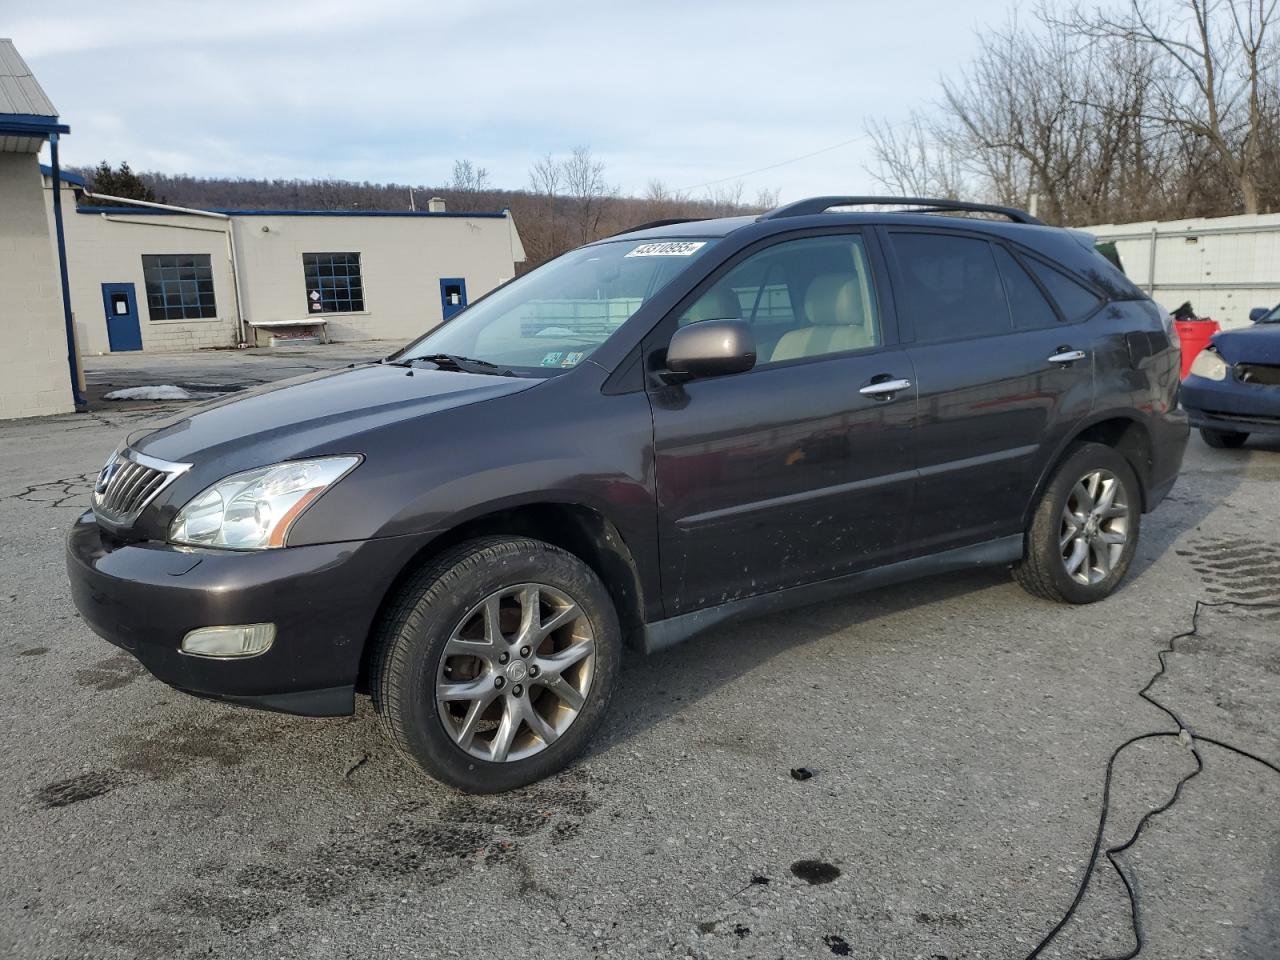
[625,241,706,257]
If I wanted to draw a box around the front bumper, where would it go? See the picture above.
[66,512,428,716]
[1181,374,1280,438]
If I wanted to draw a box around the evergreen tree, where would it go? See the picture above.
[88,161,159,203]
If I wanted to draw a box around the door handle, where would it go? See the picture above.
[1048,348,1087,365]
[859,377,912,398]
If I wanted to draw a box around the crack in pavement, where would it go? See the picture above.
[5,472,98,509]
[1027,597,1280,959]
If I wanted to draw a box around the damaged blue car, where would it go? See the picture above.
[1182,304,1280,448]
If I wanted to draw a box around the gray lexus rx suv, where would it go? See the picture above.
[68,197,1188,792]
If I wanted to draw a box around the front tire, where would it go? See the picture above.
[371,536,621,793]
[1200,427,1248,449]
[1013,443,1141,604]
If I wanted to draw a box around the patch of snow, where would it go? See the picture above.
[104,385,212,401]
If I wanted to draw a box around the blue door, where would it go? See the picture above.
[439,278,468,320]
[102,283,142,352]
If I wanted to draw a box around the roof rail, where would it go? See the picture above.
[609,217,707,237]
[760,196,1043,226]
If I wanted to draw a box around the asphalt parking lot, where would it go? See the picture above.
[2,346,1277,959]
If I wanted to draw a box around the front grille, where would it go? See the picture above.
[1236,363,1280,387]
[91,449,190,525]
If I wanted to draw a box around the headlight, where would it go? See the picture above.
[169,456,360,550]
[1188,347,1228,381]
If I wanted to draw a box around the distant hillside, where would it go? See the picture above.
[67,165,775,270]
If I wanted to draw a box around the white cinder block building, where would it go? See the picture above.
[44,177,526,354]
[1085,213,1280,329]
[0,39,78,420]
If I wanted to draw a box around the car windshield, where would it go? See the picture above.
[1260,304,1280,323]
[397,238,717,374]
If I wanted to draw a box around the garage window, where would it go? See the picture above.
[141,254,217,321]
[303,252,364,313]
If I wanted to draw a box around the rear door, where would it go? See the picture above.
[883,229,1097,554]
[647,230,918,615]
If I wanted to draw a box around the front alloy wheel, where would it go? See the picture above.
[372,536,621,793]
[437,583,595,763]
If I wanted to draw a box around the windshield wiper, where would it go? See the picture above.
[394,354,518,377]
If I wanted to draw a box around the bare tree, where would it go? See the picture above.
[702,182,745,217]
[866,114,967,199]
[528,153,561,198]
[1068,0,1280,213]
[640,179,690,219]
[521,153,567,265]
[751,186,781,211]
[561,146,615,244]
[450,159,491,193]
[866,6,1219,225]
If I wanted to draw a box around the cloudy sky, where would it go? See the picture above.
[12,0,1015,201]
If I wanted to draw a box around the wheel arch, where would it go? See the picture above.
[357,500,648,692]
[1025,414,1155,529]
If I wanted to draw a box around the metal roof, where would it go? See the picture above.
[77,205,510,219]
[0,39,58,117]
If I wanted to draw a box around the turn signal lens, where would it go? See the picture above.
[1188,348,1228,381]
[181,624,276,659]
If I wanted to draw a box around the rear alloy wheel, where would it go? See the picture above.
[1013,443,1141,604]
[1200,427,1248,449]
[1058,469,1131,586]
[372,537,621,792]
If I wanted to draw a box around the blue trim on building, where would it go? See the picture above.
[0,112,70,135]
[39,163,87,186]
[48,133,87,410]
[75,205,508,219]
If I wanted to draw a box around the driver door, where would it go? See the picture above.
[646,231,918,616]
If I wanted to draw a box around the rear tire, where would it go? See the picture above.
[371,536,621,793]
[1200,427,1248,449]
[1013,443,1142,604]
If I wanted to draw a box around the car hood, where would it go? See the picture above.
[1212,324,1280,364]
[129,363,541,465]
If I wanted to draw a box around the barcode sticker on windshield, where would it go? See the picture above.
[625,241,707,257]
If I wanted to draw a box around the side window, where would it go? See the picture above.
[679,235,880,366]
[889,233,1011,343]
[1025,258,1104,321]
[993,246,1059,330]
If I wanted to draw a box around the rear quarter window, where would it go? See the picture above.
[994,246,1059,330]
[1024,258,1104,321]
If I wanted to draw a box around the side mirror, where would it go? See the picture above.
[664,319,756,381]
[1249,306,1273,323]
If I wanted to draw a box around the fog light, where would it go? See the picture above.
[181,623,276,659]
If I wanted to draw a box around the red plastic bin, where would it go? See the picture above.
[1174,319,1220,379]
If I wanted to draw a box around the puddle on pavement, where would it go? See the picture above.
[791,859,841,884]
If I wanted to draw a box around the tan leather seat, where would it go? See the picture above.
[771,268,876,363]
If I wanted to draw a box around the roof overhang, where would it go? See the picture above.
[0,111,69,136]
[39,162,85,185]
[0,112,69,153]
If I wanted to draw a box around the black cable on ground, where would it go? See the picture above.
[1025,600,1280,959]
